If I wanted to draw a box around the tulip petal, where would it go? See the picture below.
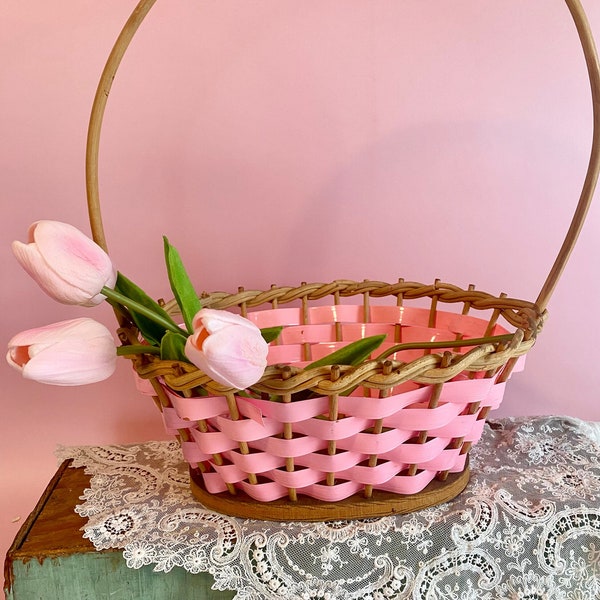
[192,308,260,335]
[6,318,117,386]
[6,345,30,368]
[11,240,91,306]
[200,326,268,389]
[33,221,116,289]
[22,338,116,385]
[185,309,268,389]
[184,333,213,377]
[12,221,116,306]
[8,318,94,347]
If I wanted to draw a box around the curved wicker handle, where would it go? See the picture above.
[86,0,600,312]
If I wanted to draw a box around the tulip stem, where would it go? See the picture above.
[117,345,161,356]
[101,286,187,337]
[374,333,515,361]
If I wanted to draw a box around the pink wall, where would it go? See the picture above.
[2,0,599,589]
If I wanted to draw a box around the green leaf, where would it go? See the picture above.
[164,236,202,334]
[261,326,283,344]
[160,331,188,362]
[114,273,179,346]
[306,335,387,369]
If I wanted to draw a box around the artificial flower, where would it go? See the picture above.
[7,317,117,385]
[12,220,117,306]
[185,308,268,389]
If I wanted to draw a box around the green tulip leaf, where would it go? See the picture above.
[164,236,202,334]
[306,334,387,369]
[160,331,188,362]
[114,273,179,346]
[261,326,283,344]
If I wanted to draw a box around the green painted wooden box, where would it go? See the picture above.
[4,461,234,600]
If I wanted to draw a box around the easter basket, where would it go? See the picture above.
[84,0,600,521]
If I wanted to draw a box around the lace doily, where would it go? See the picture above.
[57,416,600,599]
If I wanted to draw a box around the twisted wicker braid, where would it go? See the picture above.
[162,279,544,332]
[128,328,535,394]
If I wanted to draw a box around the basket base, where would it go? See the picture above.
[189,461,470,522]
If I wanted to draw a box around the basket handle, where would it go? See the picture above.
[86,0,600,312]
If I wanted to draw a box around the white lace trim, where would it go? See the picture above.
[56,416,600,599]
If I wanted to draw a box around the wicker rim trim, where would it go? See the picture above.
[186,280,544,329]
[129,334,533,393]
[117,278,541,393]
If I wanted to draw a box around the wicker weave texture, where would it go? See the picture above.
[132,291,529,502]
[150,378,509,502]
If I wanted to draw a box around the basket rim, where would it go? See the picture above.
[120,277,540,394]
[165,279,545,329]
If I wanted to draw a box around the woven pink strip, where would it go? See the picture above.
[247,304,512,337]
[245,307,302,328]
[293,450,362,473]
[267,344,304,363]
[254,434,327,459]
[180,441,211,464]
[131,368,156,396]
[384,402,463,431]
[162,406,196,431]
[307,305,364,324]
[400,326,459,344]
[199,452,470,501]
[189,428,239,454]
[427,414,487,442]
[336,429,416,455]
[210,462,248,484]
[214,438,464,485]
[377,470,437,496]
[280,324,336,344]
[378,436,450,465]
[147,300,522,502]
[482,381,507,410]
[240,378,484,424]
[216,414,284,443]
[340,323,398,340]
[414,448,463,472]
[268,467,324,489]
[166,389,230,421]
[238,479,292,502]
[201,472,231,494]
[227,448,285,473]
[343,461,418,486]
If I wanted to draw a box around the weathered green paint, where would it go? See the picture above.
[4,462,236,600]
[6,551,235,600]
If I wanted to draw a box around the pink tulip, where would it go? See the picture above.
[7,318,117,386]
[185,309,268,389]
[12,220,117,306]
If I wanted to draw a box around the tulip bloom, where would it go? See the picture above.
[7,318,117,386]
[185,309,268,389]
[12,220,117,306]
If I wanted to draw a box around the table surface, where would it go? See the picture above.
[6,416,600,600]
[7,460,108,563]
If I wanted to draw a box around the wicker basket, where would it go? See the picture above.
[85,0,600,521]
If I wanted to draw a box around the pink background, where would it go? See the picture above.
[2,0,599,590]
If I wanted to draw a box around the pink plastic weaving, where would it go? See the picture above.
[134,304,523,502]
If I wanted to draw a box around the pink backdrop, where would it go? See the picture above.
[2,0,600,589]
